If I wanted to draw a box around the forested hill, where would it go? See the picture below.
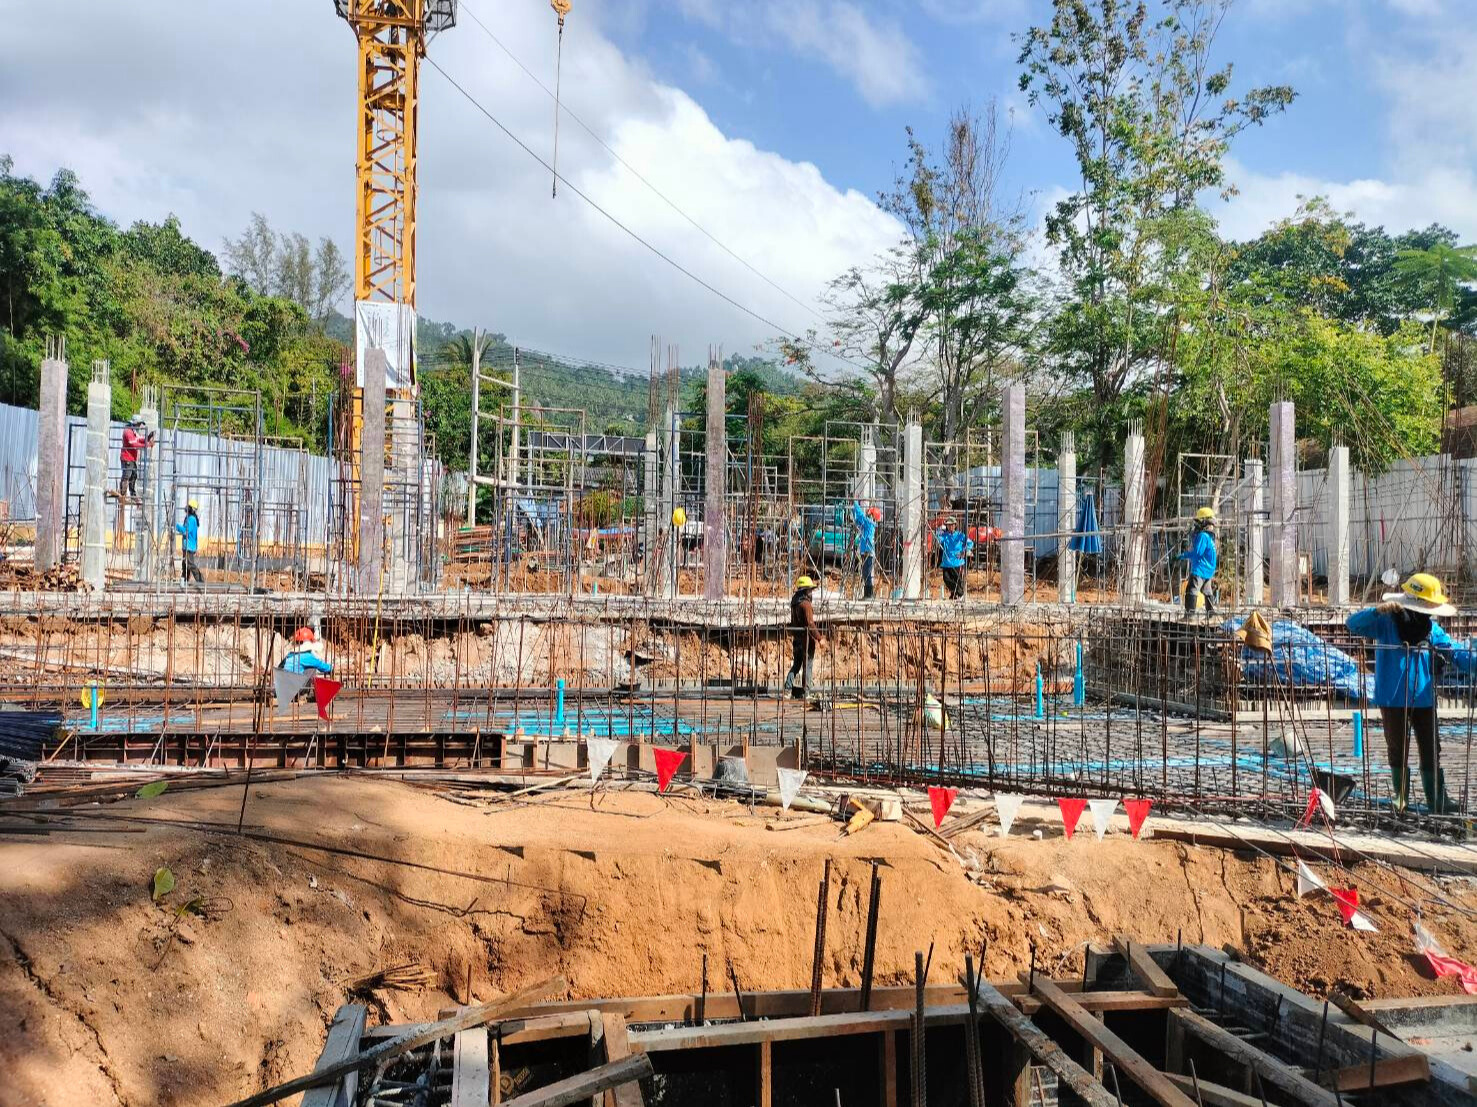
[0,158,803,466]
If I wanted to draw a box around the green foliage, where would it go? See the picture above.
[151,866,176,902]
[135,780,169,799]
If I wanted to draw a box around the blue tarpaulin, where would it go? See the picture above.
[1224,616,1373,701]
[1067,491,1102,555]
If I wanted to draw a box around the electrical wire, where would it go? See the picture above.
[457,0,825,324]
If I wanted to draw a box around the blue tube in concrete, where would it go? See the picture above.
[1034,663,1044,719]
[89,685,99,731]
[1072,642,1085,708]
[555,678,565,726]
[1353,710,1364,759]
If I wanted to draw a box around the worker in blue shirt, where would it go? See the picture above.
[1177,507,1218,620]
[936,516,973,600]
[852,501,882,600]
[282,626,334,676]
[1347,572,1476,814]
[176,500,204,585]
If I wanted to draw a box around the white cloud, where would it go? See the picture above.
[764,1,929,108]
[0,0,905,371]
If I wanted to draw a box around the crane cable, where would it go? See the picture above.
[550,0,571,199]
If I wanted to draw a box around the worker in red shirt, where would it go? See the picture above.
[120,417,154,500]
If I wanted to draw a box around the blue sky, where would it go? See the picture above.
[4,0,1475,367]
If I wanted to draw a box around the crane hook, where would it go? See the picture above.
[550,0,572,198]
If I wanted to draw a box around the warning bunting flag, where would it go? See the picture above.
[994,793,1024,837]
[1416,923,1477,994]
[1329,887,1361,926]
[1122,798,1152,839]
[313,677,342,721]
[273,668,309,713]
[928,786,958,828]
[653,747,686,793]
[1057,797,1088,840]
[586,737,619,784]
[1087,798,1118,841]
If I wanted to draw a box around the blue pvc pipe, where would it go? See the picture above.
[555,678,566,726]
[89,685,99,731]
[1353,710,1364,759]
[1034,663,1045,719]
[1072,642,1085,708]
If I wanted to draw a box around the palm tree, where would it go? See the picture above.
[1393,243,1477,353]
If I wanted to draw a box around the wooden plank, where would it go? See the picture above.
[1358,993,1477,1013]
[1165,1071,1264,1107]
[881,1029,898,1107]
[523,983,969,1024]
[1169,1009,1340,1107]
[499,1055,653,1107]
[1315,1054,1430,1092]
[1016,991,1187,1017]
[632,1008,925,1051]
[1027,976,1195,1107]
[452,1025,491,1107]
[225,976,563,1107]
[600,1014,644,1107]
[1115,936,1178,998]
[757,1039,773,1107]
[372,1012,589,1048]
[302,1004,367,1107]
[971,978,1118,1107]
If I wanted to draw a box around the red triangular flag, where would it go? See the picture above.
[653,747,686,793]
[313,677,342,721]
[1329,887,1359,926]
[928,786,958,828]
[1123,798,1152,839]
[1058,797,1088,840]
[1296,788,1323,829]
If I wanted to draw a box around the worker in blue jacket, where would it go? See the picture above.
[1177,507,1218,620]
[176,500,204,585]
[853,501,881,600]
[1347,572,1476,813]
[282,627,334,675]
[936,516,973,600]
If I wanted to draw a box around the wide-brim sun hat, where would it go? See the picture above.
[1383,572,1456,617]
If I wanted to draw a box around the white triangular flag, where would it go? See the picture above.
[995,792,1026,837]
[1088,798,1118,841]
[1415,921,1448,957]
[776,768,808,812]
[586,737,619,784]
[273,668,310,712]
[1350,911,1379,933]
[1295,860,1326,899]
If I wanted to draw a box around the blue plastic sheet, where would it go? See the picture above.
[1223,616,1373,701]
[1068,491,1102,555]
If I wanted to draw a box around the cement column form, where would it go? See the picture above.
[34,343,68,572]
[900,415,925,600]
[80,361,110,592]
[1243,458,1265,606]
[659,405,678,598]
[702,354,727,600]
[356,349,387,596]
[388,396,415,593]
[133,387,160,583]
[1057,431,1077,604]
[1327,443,1351,607]
[1001,383,1026,604]
[857,427,878,504]
[1268,401,1298,607]
[642,431,658,596]
[1122,424,1148,605]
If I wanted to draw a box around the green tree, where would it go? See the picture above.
[1393,241,1477,353]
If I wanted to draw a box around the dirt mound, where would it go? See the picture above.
[2,777,1475,1106]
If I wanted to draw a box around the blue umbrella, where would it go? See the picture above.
[1068,491,1102,555]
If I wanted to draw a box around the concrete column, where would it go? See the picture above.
[132,387,159,583]
[80,360,110,591]
[34,340,68,572]
[1243,458,1265,606]
[1269,400,1298,607]
[1001,383,1026,604]
[702,352,726,600]
[387,396,415,592]
[356,348,387,595]
[1327,443,1351,606]
[900,415,924,600]
[659,406,678,598]
[642,430,658,596]
[857,427,878,504]
[1122,422,1147,605]
[1057,431,1077,604]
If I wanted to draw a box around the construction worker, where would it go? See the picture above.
[282,626,333,676]
[783,575,821,699]
[1178,507,1219,620]
[936,516,973,600]
[1347,573,1477,813]
[852,501,882,600]
[176,501,204,585]
[119,417,154,500]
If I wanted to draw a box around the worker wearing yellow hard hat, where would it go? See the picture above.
[1347,572,1477,813]
[784,574,821,701]
[1177,507,1218,621]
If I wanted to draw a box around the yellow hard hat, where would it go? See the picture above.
[1403,572,1453,608]
[1195,507,1215,522]
[795,575,817,589]
[187,500,198,510]
[671,506,686,527]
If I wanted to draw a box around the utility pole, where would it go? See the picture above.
[467,326,481,527]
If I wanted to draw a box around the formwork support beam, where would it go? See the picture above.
[1058,431,1077,604]
[1001,384,1026,605]
[356,348,387,595]
[35,339,68,572]
[1243,458,1265,606]
[703,350,726,601]
[1327,442,1350,606]
[1269,401,1297,607]
[1122,422,1148,605]
[900,415,924,600]
[81,360,110,592]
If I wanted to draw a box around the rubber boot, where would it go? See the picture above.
[1421,768,1457,815]
[1390,767,1410,813]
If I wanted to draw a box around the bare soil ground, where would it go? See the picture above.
[3,776,1476,1106]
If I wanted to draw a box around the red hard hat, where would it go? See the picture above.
[868,507,883,522]
[293,627,315,644]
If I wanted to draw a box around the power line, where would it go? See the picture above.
[456,0,825,324]
[424,55,866,375]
